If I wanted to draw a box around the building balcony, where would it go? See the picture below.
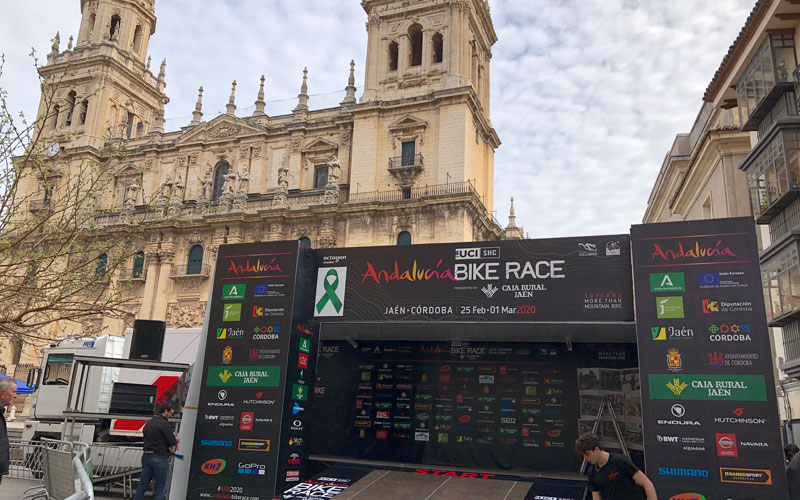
[170,263,210,279]
[118,266,147,282]
[93,180,503,233]
[736,33,798,131]
[744,125,800,223]
[27,200,49,212]
[389,153,423,169]
[388,154,424,188]
[761,236,800,327]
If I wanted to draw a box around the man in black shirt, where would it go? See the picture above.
[575,433,656,500]
[134,402,179,500]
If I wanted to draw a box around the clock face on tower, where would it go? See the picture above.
[45,142,60,158]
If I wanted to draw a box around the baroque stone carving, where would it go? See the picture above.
[166,301,207,328]
[179,277,204,294]
[210,124,240,138]
[339,127,351,146]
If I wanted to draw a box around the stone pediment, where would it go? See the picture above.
[175,115,263,145]
[301,137,338,153]
[389,114,428,133]
[113,163,142,178]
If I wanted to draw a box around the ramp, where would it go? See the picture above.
[333,470,531,500]
[277,465,586,500]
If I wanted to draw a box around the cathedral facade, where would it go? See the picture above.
[5,0,506,367]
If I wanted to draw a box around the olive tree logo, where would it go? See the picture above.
[315,267,347,317]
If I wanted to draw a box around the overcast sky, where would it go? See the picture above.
[0,0,755,238]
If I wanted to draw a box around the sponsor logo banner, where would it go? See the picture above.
[719,467,772,485]
[206,366,281,387]
[238,439,270,452]
[200,459,226,475]
[650,272,685,292]
[222,284,246,300]
[648,374,766,401]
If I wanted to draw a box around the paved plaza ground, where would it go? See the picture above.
[2,476,143,499]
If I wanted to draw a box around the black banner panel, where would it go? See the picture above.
[313,237,633,323]
[631,218,787,499]
[311,338,640,473]
[187,242,315,500]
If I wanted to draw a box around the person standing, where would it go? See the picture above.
[0,377,18,485]
[575,433,657,500]
[134,402,179,500]
[787,444,800,500]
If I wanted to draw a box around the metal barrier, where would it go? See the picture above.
[8,439,94,500]
[65,442,93,500]
[91,442,145,497]
[8,439,58,480]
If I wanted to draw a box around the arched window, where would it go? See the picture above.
[43,184,53,206]
[110,15,121,39]
[125,111,135,139]
[212,161,230,200]
[132,251,144,279]
[132,25,143,54]
[397,231,412,246]
[51,105,60,129]
[87,13,96,41]
[408,24,423,67]
[25,264,37,286]
[65,91,77,127]
[299,236,311,248]
[186,245,203,275]
[432,33,444,63]
[388,41,399,71]
[80,99,88,125]
[96,253,108,276]
[136,122,144,137]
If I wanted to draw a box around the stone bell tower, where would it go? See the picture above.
[352,0,500,216]
[360,0,496,117]
[35,0,167,151]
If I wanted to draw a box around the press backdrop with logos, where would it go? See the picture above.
[184,222,788,499]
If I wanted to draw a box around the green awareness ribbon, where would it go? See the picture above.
[316,269,343,313]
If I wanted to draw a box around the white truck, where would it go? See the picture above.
[22,328,202,444]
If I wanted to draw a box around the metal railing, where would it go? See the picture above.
[8,439,93,500]
[170,263,211,279]
[8,440,56,480]
[27,200,49,212]
[65,442,93,500]
[347,180,478,204]
[389,153,423,168]
[93,180,502,231]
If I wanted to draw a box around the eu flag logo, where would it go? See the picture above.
[700,273,720,286]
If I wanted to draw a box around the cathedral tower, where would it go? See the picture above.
[36,0,166,151]
[352,0,500,217]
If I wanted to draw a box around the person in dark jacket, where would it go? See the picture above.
[788,444,800,500]
[0,377,18,485]
[134,402,179,500]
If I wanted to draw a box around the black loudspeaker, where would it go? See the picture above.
[130,320,166,361]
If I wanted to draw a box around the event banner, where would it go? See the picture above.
[313,236,633,322]
[186,242,316,500]
[631,218,787,499]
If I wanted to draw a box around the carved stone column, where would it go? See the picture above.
[151,245,175,321]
